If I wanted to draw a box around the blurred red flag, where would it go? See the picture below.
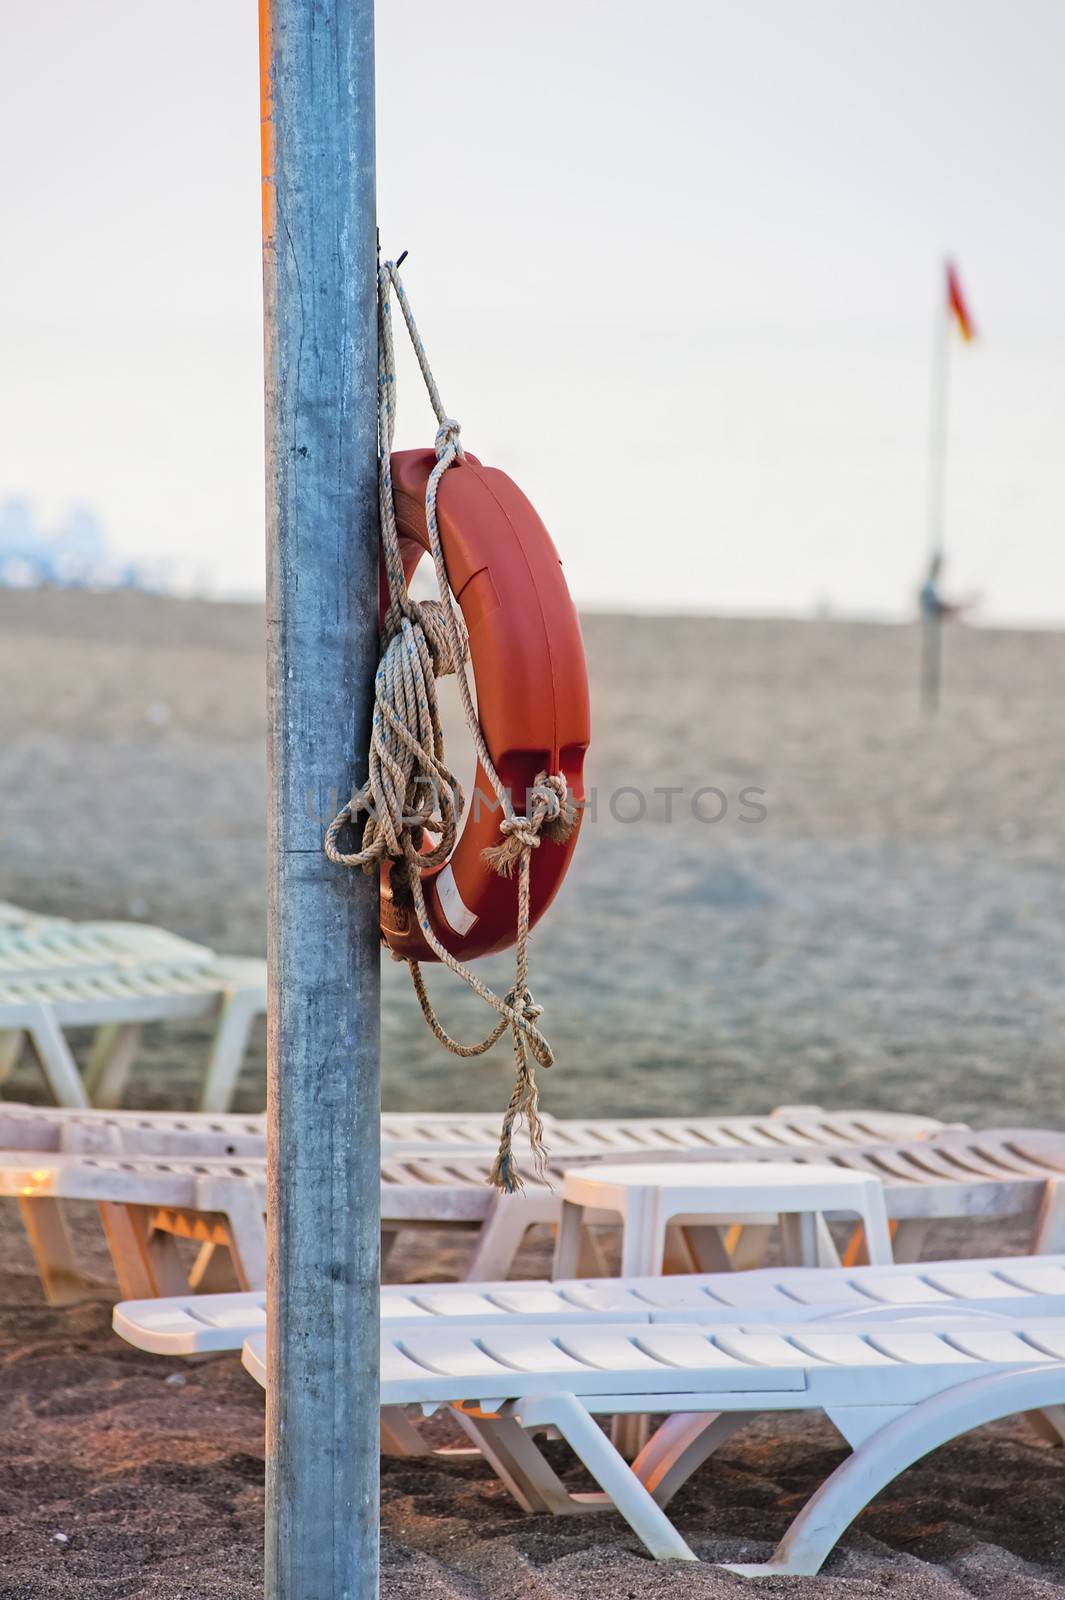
[946,261,975,341]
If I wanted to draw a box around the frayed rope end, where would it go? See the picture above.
[488,1070,550,1194]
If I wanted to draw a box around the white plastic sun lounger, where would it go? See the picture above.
[4,1146,553,1301]
[6,1148,888,1303]
[116,1255,1065,1549]
[235,1312,1065,1573]
[0,921,266,1112]
[14,1125,1065,1302]
[113,1252,1065,1357]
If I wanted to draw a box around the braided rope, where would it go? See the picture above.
[324,260,574,1191]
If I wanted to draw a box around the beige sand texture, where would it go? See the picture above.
[1,588,1065,1596]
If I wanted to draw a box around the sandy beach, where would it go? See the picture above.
[2,588,1065,1596]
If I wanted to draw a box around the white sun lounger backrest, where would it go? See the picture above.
[0,921,215,980]
[576,1128,1065,1188]
[0,902,62,930]
[380,1112,561,1147]
[0,1103,268,1157]
[548,1108,951,1154]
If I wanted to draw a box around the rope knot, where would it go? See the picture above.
[503,985,544,1027]
[499,814,543,852]
[482,772,577,877]
[529,774,566,824]
[435,418,463,461]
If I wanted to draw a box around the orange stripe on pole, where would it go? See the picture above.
[258,0,276,250]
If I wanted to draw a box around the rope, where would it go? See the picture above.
[324,260,575,1192]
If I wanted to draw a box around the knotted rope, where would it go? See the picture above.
[324,261,575,1192]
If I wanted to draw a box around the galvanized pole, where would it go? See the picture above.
[259,1,380,1597]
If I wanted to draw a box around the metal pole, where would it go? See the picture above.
[920,274,950,713]
[259,1,380,1596]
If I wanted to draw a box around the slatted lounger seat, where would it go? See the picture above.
[112,1252,1065,1356]
[12,1126,1065,1300]
[235,1312,1065,1572]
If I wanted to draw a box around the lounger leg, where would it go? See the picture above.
[619,1194,667,1278]
[607,1196,670,1459]
[466,1197,530,1281]
[0,1029,24,1081]
[552,1200,585,1279]
[97,1203,178,1299]
[814,1215,842,1266]
[724,1365,1064,1577]
[25,1005,89,1108]
[83,1022,143,1109]
[1024,1406,1065,1446]
[380,1228,400,1274]
[380,1407,432,1457]
[891,1219,931,1262]
[188,1241,240,1293]
[520,1394,697,1561]
[576,1226,611,1277]
[633,1410,756,1506]
[780,1211,820,1266]
[17,1197,91,1304]
[213,1184,268,1290]
[1031,1179,1065,1254]
[452,1409,593,1514]
[199,988,260,1113]
[680,1226,732,1274]
[859,1194,895,1266]
[727,1223,773,1269]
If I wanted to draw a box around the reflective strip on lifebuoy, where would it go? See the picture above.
[378,449,590,963]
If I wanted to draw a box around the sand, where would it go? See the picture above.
[2,588,1065,1595]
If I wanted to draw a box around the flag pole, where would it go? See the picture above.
[259,1,381,1597]
[920,262,951,713]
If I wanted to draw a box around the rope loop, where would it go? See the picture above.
[323,257,570,1191]
[407,597,468,678]
[434,418,464,461]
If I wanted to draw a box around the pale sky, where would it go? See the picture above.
[3,0,1064,621]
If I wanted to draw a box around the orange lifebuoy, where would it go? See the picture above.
[378,448,590,963]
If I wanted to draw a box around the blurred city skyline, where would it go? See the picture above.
[3,0,1064,622]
